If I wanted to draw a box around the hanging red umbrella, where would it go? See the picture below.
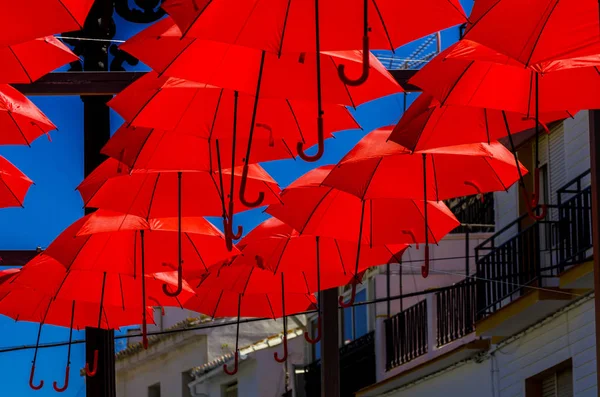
[162,0,465,85]
[0,155,34,208]
[0,36,78,84]
[0,259,160,392]
[120,17,400,170]
[0,1,94,45]
[410,44,600,219]
[388,93,574,152]
[266,166,459,303]
[108,72,359,142]
[226,217,408,343]
[324,126,528,201]
[182,265,317,374]
[463,0,600,68]
[0,84,57,145]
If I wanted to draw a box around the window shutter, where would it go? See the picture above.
[556,367,573,397]
[541,373,556,397]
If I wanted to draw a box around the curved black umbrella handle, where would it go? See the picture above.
[29,365,44,390]
[148,297,165,316]
[223,351,239,375]
[85,350,98,377]
[239,164,265,208]
[297,115,324,162]
[464,181,485,203]
[52,366,70,393]
[338,281,357,308]
[401,230,419,249]
[274,335,288,363]
[337,35,370,86]
[530,168,547,220]
[304,315,322,344]
[162,266,183,297]
[520,183,548,221]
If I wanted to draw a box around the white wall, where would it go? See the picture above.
[381,295,597,397]
[564,112,591,183]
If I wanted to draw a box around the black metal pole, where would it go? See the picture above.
[586,109,600,394]
[320,288,340,397]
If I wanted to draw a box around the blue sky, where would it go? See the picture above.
[0,1,472,395]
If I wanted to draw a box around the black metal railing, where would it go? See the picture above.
[302,332,375,397]
[474,170,592,319]
[384,300,427,371]
[447,193,495,234]
[436,278,477,347]
[554,170,593,270]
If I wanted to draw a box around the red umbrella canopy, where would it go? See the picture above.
[410,44,600,114]
[43,211,236,276]
[388,94,574,152]
[100,125,330,170]
[233,217,408,280]
[11,255,193,313]
[445,39,600,74]
[162,0,466,54]
[0,155,34,208]
[120,18,402,106]
[266,166,460,246]
[77,158,281,217]
[108,72,360,141]
[0,265,157,330]
[464,0,600,68]
[0,36,78,84]
[323,126,528,201]
[0,1,94,45]
[0,84,56,145]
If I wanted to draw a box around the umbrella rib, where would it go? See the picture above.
[211,290,224,318]
[360,157,383,200]
[411,200,440,245]
[156,38,196,77]
[272,237,291,274]
[172,87,204,133]
[146,173,161,220]
[277,0,292,57]
[333,239,348,275]
[523,0,560,67]
[383,244,405,264]
[265,294,276,319]
[184,233,208,272]
[410,105,439,151]
[301,271,311,294]
[371,0,395,51]
[119,274,125,311]
[483,157,509,192]
[298,187,335,234]
[130,128,158,170]
[63,234,93,271]
[126,87,163,127]
[7,46,33,84]
[208,89,225,142]
[262,180,284,205]
[484,109,491,144]
[438,61,474,106]
[57,0,86,29]
[6,110,31,146]
[281,139,297,160]
[181,0,214,37]
[0,174,25,208]
[431,155,440,202]
[285,100,305,143]
[463,0,502,35]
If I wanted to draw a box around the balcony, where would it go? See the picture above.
[360,280,489,396]
[474,170,592,338]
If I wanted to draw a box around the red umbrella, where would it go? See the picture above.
[0,84,57,145]
[228,217,408,343]
[162,0,465,84]
[323,127,528,201]
[266,166,459,302]
[0,155,34,208]
[0,36,78,83]
[388,93,574,152]
[182,265,317,374]
[77,157,281,249]
[0,1,94,45]
[108,72,359,142]
[121,17,400,169]
[410,44,600,219]
[463,0,600,68]
[0,260,161,391]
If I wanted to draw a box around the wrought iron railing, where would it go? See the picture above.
[384,300,428,371]
[447,193,495,234]
[474,170,592,319]
[436,278,477,347]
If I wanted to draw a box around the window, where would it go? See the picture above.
[148,383,161,397]
[181,371,193,397]
[341,289,368,344]
[223,381,238,397]
[526,359,573,397]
